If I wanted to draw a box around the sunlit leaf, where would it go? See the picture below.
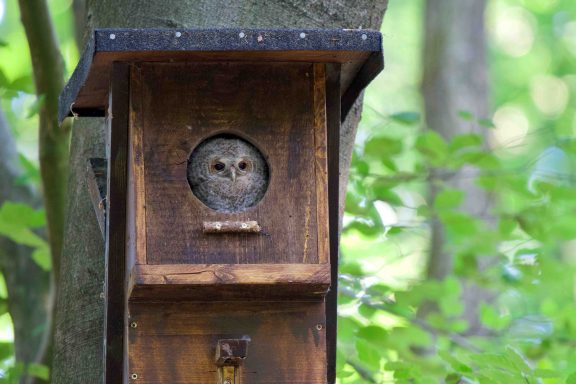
[389,111,421,125]
[434,189,464,210]
[26,363,49,380]
[364,136,403,157]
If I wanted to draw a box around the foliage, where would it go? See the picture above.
[337,0,576,383]
[1,0,576,382]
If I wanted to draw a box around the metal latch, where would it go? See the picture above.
[215,338,250,384]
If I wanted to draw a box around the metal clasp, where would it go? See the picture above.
[215,338,250,384]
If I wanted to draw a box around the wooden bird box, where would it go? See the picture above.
[60,28,383,384]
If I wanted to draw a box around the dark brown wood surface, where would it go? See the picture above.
[69,49,371,116]
[127,64,147,269]
[104,62,130,384]
[313,64,330,264]
[128,264,330,300]
[128,301,327,383]
[325,63,341,383]
[136,62,323,265]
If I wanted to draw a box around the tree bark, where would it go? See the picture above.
[422,0,492,334]
[53,1,389,382]
[0,110,52,384]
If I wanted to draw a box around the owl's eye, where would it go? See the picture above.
[238,161,248,170]
[213,162,225,171]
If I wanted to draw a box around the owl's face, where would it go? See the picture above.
[187,136,269,213]
[208,155,254,183]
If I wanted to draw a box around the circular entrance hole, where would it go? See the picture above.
[187,134,269,213]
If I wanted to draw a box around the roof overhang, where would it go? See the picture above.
[59,28,384,124]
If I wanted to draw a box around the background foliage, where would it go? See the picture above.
[1,0,576,382]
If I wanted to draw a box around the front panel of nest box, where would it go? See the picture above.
[130,62,328,265]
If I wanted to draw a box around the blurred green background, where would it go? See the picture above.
[1,0,576,382]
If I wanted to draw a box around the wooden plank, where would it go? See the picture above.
[127,64,147,266]
[313,64,330,264]
[65,49,372,120]
[141,62,319,265]
[104,62,130,384]
[85,157,107,239]
[325,63,341,384]
[129,264,330,301]
[128,301,327,383]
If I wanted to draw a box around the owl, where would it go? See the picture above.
[187,136,269,213]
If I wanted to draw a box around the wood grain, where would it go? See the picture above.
[104,62,130,384]
[128,301,327,383]
[313,64,329,265]
[129,264,330,300]
[203,220,261,234]
[139,62,321,265]
[71,50,370,115]
[325,63,341,384]
[127,64,147,267]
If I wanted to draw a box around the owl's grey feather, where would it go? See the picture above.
[187,136,269,212]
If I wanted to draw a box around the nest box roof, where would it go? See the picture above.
[59,28,384,123]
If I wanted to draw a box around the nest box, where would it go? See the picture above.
[60,28,383,383]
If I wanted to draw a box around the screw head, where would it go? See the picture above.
[175,31,182,38]
[130,322,138,328]
[316,323,324,331]
[299,32,306,39]
[239,32,246,38]
[131,373,138,380]
[109,33,116,40]
[224,379,232,384]
[361,33,368,40]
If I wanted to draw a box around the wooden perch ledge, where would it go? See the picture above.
[203,220,261,234]
[128,264,331,301]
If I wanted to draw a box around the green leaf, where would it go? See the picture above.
[9,75,35,93]
[533,369,560,378]
[26,94,45,118]
[354,160,370,177]
[439,350,473,373]
[458,111,474,121]
[340,261,364,277]
[0,69,9,88]
[415,131,448,165]
[566,372,576,384]
[449,133,483,153]
[364,136,403,157]
[16,154,41,186]
[0,202,45,228]
[357,325,388,348]
[478,118,495,128]
[0,342,13,361]
[389,111,421,125]
[26,363,49,380]
[0,40,8,47]
[32,246,51,271]
[434,189,464,210]
[355,338,382,372]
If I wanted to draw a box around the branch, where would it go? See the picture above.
[19,0,70,286]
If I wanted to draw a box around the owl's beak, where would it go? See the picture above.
[230,167,236,183]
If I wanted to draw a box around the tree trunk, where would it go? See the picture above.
[422,0,492,334]
[53,1,389,382]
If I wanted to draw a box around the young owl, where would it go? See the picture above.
[187,136,269,212]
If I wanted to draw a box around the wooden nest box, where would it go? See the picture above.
[60,28,383,384]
